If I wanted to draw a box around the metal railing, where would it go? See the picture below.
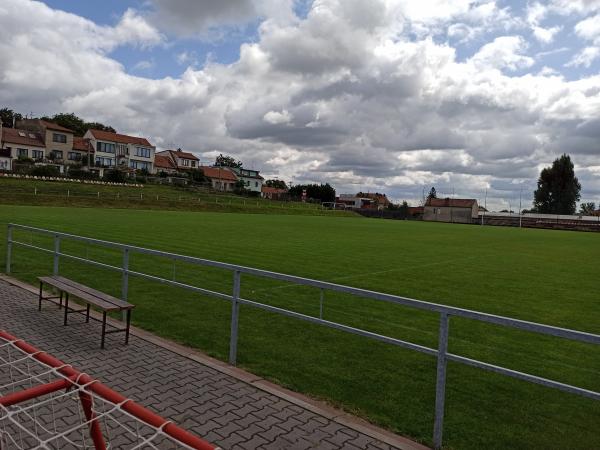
[5,223,600,449]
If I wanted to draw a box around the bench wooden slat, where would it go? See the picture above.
[52,276,134,310]
[38,277,122,312]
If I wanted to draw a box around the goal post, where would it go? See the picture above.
[0,329,220,450]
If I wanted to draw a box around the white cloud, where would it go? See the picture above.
[566,46,600,67]
[532,25,561,43]
[575,14,600,41]
[2,0,600,205]
[469,36,535,71]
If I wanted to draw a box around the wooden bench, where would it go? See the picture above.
[38,276,135,349]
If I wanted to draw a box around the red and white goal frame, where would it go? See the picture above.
[0,330,220,450]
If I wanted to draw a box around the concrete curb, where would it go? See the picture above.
[0,274,430,450]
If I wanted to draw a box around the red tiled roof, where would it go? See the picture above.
[154,154,177,170]
[89,129,152,147]
[261,186,287,194]
[164,149,199,161]
[426,198,477,208]
[201,166,238,181]
[72,137,93,152]
[38,120,74,133]
[2,128,45,147]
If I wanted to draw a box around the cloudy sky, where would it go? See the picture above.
[1,0,600,209]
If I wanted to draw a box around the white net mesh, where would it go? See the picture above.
[0,334,215,450]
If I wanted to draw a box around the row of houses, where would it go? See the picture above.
[0,118,281,196]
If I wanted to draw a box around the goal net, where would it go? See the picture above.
[0,330,220,450]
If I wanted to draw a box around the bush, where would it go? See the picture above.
[103,169,127,183]
[31,165,60,177]
[67,168,98,180]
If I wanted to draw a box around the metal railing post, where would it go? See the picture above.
[121,248,130,321]
[319,289,324,319]
[433,312,450,449]
[53,235,61,276]
[6,225,12,274]
[228,270,242,366]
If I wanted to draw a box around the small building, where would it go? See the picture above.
[156,149,199,171]
[201,166,239,192]
[68,137,94,166]
[357,192,391,210]
[336,194,375,209]
[261,186,288,200]
[229,167,264,193]
[423,198,478,223]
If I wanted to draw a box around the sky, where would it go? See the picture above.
[1,0,600,210]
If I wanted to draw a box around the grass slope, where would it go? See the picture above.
[0,177,352,216]
[1,206,599,449]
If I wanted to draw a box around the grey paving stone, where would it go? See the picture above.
[0,280,401,450]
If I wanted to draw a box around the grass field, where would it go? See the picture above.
[1,205,599,449]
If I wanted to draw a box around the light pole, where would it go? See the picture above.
[519,187,523,228]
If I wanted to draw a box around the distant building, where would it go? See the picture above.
[336,194,376,209]
[229,167,264,193]
[356,192,391,210]
[201,166,239,192]
[261,186,288,200]
[423,198,478,223]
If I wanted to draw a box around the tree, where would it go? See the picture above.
[579,202,596,215]
[427,187,437,200]
[288,183,336,202]
[215,154,242,168]
[0,108,23,128]
[265,179,288,190]
[41,113,115,137]
[533,154,581,214]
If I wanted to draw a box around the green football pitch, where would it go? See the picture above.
[1,205,599,449]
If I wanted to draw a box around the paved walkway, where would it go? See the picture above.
[0,279,426,450]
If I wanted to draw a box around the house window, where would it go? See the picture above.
[129,160,150,170]
[191,161,196,167]
[255,182,258,187]
[32,150,44,160]
[68,152,81,161]
[95,157,114,167]
[52,133,67,143]
[96,142,116,153]
[17,148,28,158]
[182,159,190,166]
[135,147,151,158]
[51,150,63,160]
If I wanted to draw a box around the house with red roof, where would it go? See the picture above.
[156,149,200,171]
[0,122,46,171]
[17,119,76,164]
[84,129,155,174]
[200,166,239,191]
[154,154,178,174]
[423,197,479,223]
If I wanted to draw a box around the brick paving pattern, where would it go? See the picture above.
[0,280,399,449]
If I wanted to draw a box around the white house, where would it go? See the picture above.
[229,167,264,193]
[156,149,200,171]
[84,129,156,173]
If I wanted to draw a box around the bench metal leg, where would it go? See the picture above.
[38,282,43,311]
[101,312,107,349]
[63,293,69,326]
[86,304,91,323]
[125,309,131,345]
[59,291,63,309]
